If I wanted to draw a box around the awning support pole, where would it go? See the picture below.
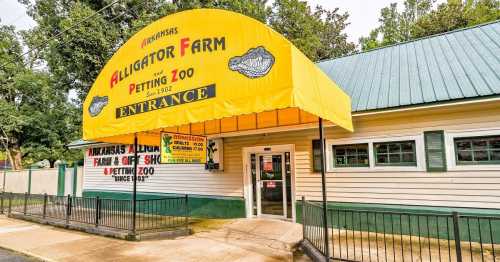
[319,117,330,260]
[132,134,138,235]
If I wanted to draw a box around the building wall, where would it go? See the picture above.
[222,100,500,210]
[81,100,500,217]
[81,144,245,218]
[82,147,243,197]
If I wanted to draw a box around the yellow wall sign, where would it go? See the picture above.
[160,133,207,164]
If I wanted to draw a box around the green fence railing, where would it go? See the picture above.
[301,197,500,262]
[0,192,189,235]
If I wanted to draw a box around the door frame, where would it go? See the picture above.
[242,144,296,221]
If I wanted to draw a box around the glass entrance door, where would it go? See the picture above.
[256,154,286,218]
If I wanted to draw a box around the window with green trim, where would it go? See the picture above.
[374,140,416,166]
[454,135,500,165]
[332,144,369,167]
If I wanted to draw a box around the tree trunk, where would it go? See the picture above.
[10,147,23,170]
[0,140,16,170]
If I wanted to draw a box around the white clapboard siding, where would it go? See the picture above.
[222,101,500,209]
[83,149,244,197]
[83,101,500,209]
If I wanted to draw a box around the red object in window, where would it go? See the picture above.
[263,162,273,172]
[267,181,276,188]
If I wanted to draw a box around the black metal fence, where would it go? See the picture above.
[0,192,189,234]
[301,197,500,262]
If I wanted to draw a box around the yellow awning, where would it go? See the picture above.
[82,9,353,145]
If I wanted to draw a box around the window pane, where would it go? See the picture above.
[346,148,357,155]
[333,144,369,167]
[457,151,472,162]
[402,153,415,162]
[312,140,322,172]
[456,141,471,150]
[490,139,500,149]
[492,151,500,161]
[473,151,488,161]
[358,147,368,154]
[389,144,400,153]
[347,156,358,165]
[473,140,487,150]
[389,154,401,163]
[376,144,387,153]
[401,142,414,152]
[335,156,346,166]
[377,154,388,164]
[359,155,369,165]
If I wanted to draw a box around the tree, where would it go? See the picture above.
[172,0,270,23]
[0,25,26,169]
[360,0,499,51]
[21,0,355,105]
[359,0,435,50]
[309,6,356,60]
[9,0,355,168]
[270,0,322,59]
[0,25,81,169]
[20,0,271,103]
[412,0,499,38]
[270,0,355,61]
[21,0,122,103]
[400,0,435,40]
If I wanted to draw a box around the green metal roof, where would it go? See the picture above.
[317,21,500,112]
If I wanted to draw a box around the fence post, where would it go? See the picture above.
[66,195,71,225]
[2,170,6,192]
[27,168,32,195]
[57,164,66,196]
[302,196,306,240]
[23,192,28,215]
[185,194,189,231]
[72,164,78,197]
[42,193,47,219]
[8,192,12,214]
[452,212,463,262]
[95,196,100,227]
[0,192,3,214]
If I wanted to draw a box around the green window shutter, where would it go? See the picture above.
[424,131,447,172]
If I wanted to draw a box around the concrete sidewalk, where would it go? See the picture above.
[0,216,306,262]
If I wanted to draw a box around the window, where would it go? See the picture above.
[454,135,500,165]
[374,140,416,166]
[332,144,369,167]
[312,139,324,172]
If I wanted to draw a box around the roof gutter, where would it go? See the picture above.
[352,96,500,117]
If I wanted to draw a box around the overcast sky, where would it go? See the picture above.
[0,0,444,44]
